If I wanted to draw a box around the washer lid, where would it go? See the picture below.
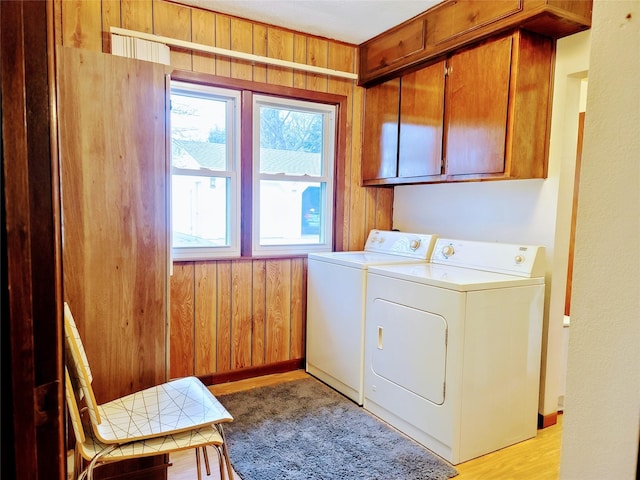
[367,263,544,292]
[308,251,431,268]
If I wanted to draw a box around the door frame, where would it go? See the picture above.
[1,0,65,478]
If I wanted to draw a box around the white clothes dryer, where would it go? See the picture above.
[306,230,437,405]
[363,237,545,464]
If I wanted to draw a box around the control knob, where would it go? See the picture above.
[441,245,455,257]
[410,239,421,251]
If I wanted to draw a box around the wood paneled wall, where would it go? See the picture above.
[170,258,307,378]
[55,0,393,379]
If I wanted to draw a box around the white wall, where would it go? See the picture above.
[560,1,640,478]
[393,29,591,418]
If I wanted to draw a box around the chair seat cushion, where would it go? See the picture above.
[96,376,233,443]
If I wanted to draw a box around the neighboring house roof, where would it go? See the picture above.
[172,139,225,170]
[172,139,322,176]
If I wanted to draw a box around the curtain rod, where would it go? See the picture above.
[110,27,359,81]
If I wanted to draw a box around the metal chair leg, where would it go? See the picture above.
[218,447,225,480]
[216,424,233,480]
[202,445,211,476]
[195,447,202,480]
[73,448,82,480]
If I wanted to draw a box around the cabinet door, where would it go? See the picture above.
[58,46,168,403]
[398,61,445,178]
[426,0,521,46]
[444,35,512,176]
[362,78,400,181]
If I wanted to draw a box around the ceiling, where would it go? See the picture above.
[172,0,441,45]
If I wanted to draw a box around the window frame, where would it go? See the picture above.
[169,81,242,260]
[251,94,336,257]
[169,72,348,259]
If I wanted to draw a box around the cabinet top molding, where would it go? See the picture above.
[358,0,592,85]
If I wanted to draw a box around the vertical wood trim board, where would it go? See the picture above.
[58,46,168,401]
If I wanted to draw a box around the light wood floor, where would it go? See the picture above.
[168,370,562,480]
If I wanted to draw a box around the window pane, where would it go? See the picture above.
[172,175,229,248]
[259,106,323,175]
[170,83,240,259]
[259,180,323,245]
[171,92,228,171]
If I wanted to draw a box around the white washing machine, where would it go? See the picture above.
[363,237,545,465]
[306,229,438,405]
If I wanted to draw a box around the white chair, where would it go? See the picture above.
[63,302,234,479]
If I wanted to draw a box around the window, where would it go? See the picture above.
[252,95,335,256]
[170,82,241,260]
[170,80,338,260]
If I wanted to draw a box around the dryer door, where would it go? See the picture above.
[370,299,447,405]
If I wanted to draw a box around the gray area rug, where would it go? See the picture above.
[219,377,458,480]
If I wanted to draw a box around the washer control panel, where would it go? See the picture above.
[431,238,545,278]
[364,230,438,260]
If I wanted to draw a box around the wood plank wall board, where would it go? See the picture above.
[55,0,394,380]
[191,8,215,75]
[195,262,218,375]
[101,0,121,54]
[153,0,192,71]
[253,24,268,83]
[251,260,267,366]
[169,262,194,379]
[61,0,102,50]
[230,17,254,81]
[216,260,233,372]
[293,34,308,90]
[290,258,308,359]
[231,260,253,369]
[327,42,357,250]
[215,14,232,77]
[265,260,292,363]
[346,80,369,250]
[122,0,153,33]
[267,28,295,87]
[306,37,329,93]
[375,189,395,231]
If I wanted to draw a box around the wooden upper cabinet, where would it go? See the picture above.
[362,30,553,186]
[358,0,591,86]
[444,36,512,176]
[444,30,553,181]
[503,30,554,179]
[398,62,445,178]
[362,61,446,185]
[362,17,426,77]
[520,0,593,38]
[362,78,400,181]
[426,0,522,47]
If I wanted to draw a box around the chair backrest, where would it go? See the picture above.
[64,302,102,425]
[64,367,86,445]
